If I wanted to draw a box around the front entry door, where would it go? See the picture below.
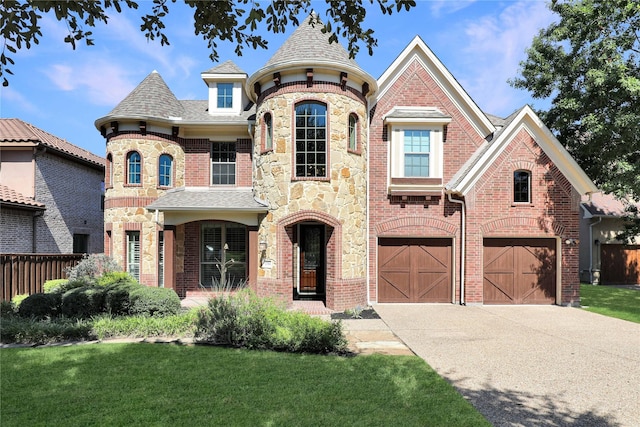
[299,224,325,295]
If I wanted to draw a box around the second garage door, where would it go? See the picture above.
[378,238,452,303]
[483,238,556,304]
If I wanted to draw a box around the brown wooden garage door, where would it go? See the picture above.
[378,238,452,303]
[601,244,640,285]
[483,238,556,304]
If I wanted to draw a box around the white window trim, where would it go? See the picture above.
[388,124,445,193]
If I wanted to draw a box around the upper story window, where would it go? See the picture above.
[295,101,327,178]
[514,170,531,203]
[403,130,431,177]
[264,112,273,151]
[384,107,451,195]
[212,142,236,185]
[217,83,234,109]
[106,153,113,188]
[348,113,358,152]
[127,151,141,185]
[158,154,173,187]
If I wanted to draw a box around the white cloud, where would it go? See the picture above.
[456,1,555,115]
[430,0,477,18]
[0,86,40,114]
[48,59,136,106]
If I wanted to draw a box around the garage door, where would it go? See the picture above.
[483,238,556,304]
[378,238,452,303]
[601,244,640,285]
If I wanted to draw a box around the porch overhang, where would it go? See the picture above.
[147,187,269,226]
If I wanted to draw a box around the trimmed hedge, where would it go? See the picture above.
[43,279,68,294]
[18,293,62,319]
[129,287,181,317]
[61,287,106,319]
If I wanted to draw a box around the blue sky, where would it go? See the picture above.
[1,0,555,157]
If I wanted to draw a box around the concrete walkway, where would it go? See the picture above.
[373,304,640,427]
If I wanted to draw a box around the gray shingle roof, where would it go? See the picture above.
[582,192,639,217]
[383,107,451,121]
[203,60,247,75]
[180,101,256,123]
[146,187,269,212]
[446,107,524,191]
[263,14,365,73]
[107,71,184,119]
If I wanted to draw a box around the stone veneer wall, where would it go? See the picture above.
[104,133,184,285]
[253,88,368,309]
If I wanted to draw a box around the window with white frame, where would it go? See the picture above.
[217,83,234,109]
[127,151,141,185]
[126,231,140,280]
[295,101,327,178]
[348,113,358,151]
[514,170,531,203]
[211,142,236,185]
[403,130,431,177]
[158,154,173,187]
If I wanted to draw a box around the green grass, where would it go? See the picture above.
[1,344,489,427]
[580,284,640,323]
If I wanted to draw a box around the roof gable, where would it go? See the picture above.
[203,60,247,75]
[377,36,495,139]
[446,105,597,196]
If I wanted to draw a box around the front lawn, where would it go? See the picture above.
[1,344,489,427]
[580,284,640,323]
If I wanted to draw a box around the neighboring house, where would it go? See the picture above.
[0,119,105,254]
[94,16,597,309]
[580,192,640,285]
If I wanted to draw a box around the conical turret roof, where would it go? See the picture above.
[103,71,184,120]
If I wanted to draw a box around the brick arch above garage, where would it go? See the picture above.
[481,216,566,236]
[375,216,458,236]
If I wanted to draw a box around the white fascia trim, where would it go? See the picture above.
[201,73,248,81]
[455,106,598,196]
[376,36,494,137]
[384,117,452,124]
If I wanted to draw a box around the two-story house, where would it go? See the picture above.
[95,16,597,310]
[0,119,105,254]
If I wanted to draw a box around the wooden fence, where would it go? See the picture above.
[1,254,84,301]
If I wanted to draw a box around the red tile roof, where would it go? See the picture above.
[0,184,45,209]
[0,118,104,167]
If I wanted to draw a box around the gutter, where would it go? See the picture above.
[447,192,466,305]
[589,217,602,284]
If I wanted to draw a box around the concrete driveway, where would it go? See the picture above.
[374,304,640,426]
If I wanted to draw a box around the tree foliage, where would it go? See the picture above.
[511,0,640,240]
[0,0,415,86]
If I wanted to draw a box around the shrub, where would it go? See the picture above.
[11,294,29,308]
[103,282,140,316]
[61,287,106,319]
[66,254,121,285]
[55,278,92,294]
[97,271,136,287]
[43,279,68,294]
[1,300,15,318]
[195,290,347,354]
[17,293,62,319]
[129,287,181,317]
[0,317,95,344]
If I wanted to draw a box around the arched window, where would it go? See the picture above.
[514,170,531,203]
[106,153,113,187]
[127,151,141,185]
[264,112,273,151]
[348,113,358,151]
[294,101,327,178]
[158,154,173,187]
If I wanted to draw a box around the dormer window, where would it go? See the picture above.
[384,107,451,195]
[217,83,234,109]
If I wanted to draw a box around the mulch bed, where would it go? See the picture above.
[331,308,380,320]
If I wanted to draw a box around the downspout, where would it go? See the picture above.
[589,217,602,284]
[447,192,466,305]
